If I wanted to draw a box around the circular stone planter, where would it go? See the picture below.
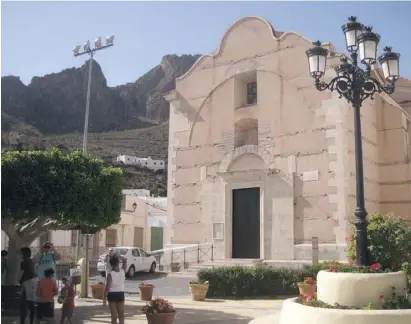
[317,270,408,308]
[278,298,411,324]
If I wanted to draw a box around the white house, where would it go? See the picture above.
[116,155,165,171]
[1,194,169,259]
[122,189,151,197]
[100,195,168,252]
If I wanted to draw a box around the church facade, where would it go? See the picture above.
[164,17,411,261]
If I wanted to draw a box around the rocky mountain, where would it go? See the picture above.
[1,54,200,135]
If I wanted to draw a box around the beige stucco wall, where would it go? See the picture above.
[165,17,411,261]
[99,196,167,251]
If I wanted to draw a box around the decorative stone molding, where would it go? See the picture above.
[224,59,262,78]
[219,145,272,173]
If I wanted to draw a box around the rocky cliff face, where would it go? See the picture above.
[1,54,200,134]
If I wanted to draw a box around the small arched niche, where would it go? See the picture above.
[228,153,265,172]
[234,118,258,148]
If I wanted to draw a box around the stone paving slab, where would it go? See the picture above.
[249,314,281,324]
[3,297,284,324]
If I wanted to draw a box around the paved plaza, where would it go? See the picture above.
[89,271,195,297]
[3,297,284,324]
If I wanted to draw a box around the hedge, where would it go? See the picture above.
[197,263,332,298]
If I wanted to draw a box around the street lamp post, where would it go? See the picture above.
[305,16,400,267]
[72,35,115,277]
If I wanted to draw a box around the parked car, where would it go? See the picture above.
[97,246,156,278]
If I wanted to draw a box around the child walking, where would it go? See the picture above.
[58,277,75,324]
[103,255,126,324]
[36,267,58,323]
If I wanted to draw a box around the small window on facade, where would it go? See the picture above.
[145,162,147,165]
[246,81,257,105]
[154,162,156,165]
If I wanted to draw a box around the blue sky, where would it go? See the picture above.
[2,1,411,86]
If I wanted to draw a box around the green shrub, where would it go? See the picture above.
[402,262,411,286]
[196,263,332,298]
[348,213,411,269]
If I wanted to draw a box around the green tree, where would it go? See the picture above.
[348,213,411,268]
[1,149,124,284]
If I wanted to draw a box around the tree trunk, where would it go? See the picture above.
[5,238,23,285]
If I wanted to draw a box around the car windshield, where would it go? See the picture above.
[106,248,128,256]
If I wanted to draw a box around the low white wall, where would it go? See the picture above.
[278,298,411,324]
[317,270,408,308]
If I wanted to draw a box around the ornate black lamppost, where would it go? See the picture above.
[305,16,400,267]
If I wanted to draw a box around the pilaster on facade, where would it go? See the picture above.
[323,93,351,258]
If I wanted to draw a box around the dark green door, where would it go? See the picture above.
[232,187,260,259]
[150,227,164,251]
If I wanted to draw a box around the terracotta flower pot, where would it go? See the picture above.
[146,312,176,324]
[170,264,181,273]
[90,283,105,300]
[189,284,209,301]
[298,283,316,296]
[304,299,313,306]
[139,286,154,301]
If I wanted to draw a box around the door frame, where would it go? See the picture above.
[218,170,265,259]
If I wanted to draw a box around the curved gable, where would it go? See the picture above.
[177,16,315,82]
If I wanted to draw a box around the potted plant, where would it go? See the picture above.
[297,277,316,295]
[170,262,181,273]
[142,297,176,324]
[188,280,209,301]
[89,281,105,300]
[139,281,155,301]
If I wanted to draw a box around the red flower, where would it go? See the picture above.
[391,264,397,270]
[304,277,315,284]
[369,263,381,270]
[328,265,338,272]
[379,295,384,301]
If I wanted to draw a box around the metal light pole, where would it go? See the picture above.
[305,16,400,267]
[72,36,115,296]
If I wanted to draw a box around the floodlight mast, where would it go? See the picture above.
[72,36,115,296]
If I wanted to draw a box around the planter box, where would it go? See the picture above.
[189,284,209,301]
[278,298,411,324]
[297,283,316,296]
[170,264,181,273]
[317,270,408,308]
[139,286,154,301]
[146,312,176,324]
[90,284,105,300]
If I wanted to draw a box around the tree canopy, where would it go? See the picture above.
[1,149,124,244]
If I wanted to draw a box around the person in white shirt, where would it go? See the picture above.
[103,255,126,324]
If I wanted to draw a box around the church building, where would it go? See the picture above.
[164,17,411,261]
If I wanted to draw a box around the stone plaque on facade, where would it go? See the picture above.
[213,223,224,240]
[303,170,319,182]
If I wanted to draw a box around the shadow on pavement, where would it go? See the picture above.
[63,305,253,323]
[128,272,168,281]
[2,302,255,324]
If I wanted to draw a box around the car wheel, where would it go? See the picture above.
[127,265,135,277]
[149,262,156,273]
[100,271,106,278]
